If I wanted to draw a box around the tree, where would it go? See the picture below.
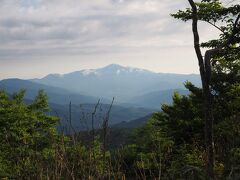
[172,0,240,178]
[0,90,59,178]
[121,118,174,179]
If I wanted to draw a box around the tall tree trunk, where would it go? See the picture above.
[203,78,214,179]
[187,0,215,179]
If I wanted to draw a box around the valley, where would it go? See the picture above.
[0,64,200,129]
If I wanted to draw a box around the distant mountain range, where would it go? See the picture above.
[31,64,200,102]
[0,64,200,128]
[0,78,100,105]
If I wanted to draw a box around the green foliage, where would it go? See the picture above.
[120,119,174,179]
[0,90,124,179]
[0,90,58,178]
[127,74,239,179]
[148,85,206,178]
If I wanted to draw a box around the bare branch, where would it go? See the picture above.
[102,97,115,160]
[69,101,77,144]
[91,99,100,143]
[205,21,225,33]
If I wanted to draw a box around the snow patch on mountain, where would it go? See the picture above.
[80,69,99,76]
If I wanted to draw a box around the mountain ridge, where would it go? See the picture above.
[0,78,103,105]
[34,64,199,79]
[37,64,157,79]
[31,64,200,101]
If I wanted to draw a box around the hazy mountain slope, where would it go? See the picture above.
[112,114,153,129]
[129,89,189,109]
[32,64,200,101]
[0,79,155,130]
[0,79,100,105]
[49,103,155,131]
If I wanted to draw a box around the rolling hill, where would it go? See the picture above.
[112,114,153,129]
[129,89,189,109]
[0,79,101,105]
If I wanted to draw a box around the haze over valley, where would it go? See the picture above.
[0,64,200,129]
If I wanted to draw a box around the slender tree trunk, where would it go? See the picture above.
[187,0,215,179]
[203,79,214,179]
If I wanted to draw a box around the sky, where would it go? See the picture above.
[0,0,229,79]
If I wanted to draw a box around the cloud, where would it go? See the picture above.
[0,0,193,57]
[0,0,221,79]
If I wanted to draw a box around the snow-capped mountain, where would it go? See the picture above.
[44,64,154,78]
[95,64,153,75]
[31,64,200,101]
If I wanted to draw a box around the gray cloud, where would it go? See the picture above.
[0,0,223,79]
[0,0,192,54]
